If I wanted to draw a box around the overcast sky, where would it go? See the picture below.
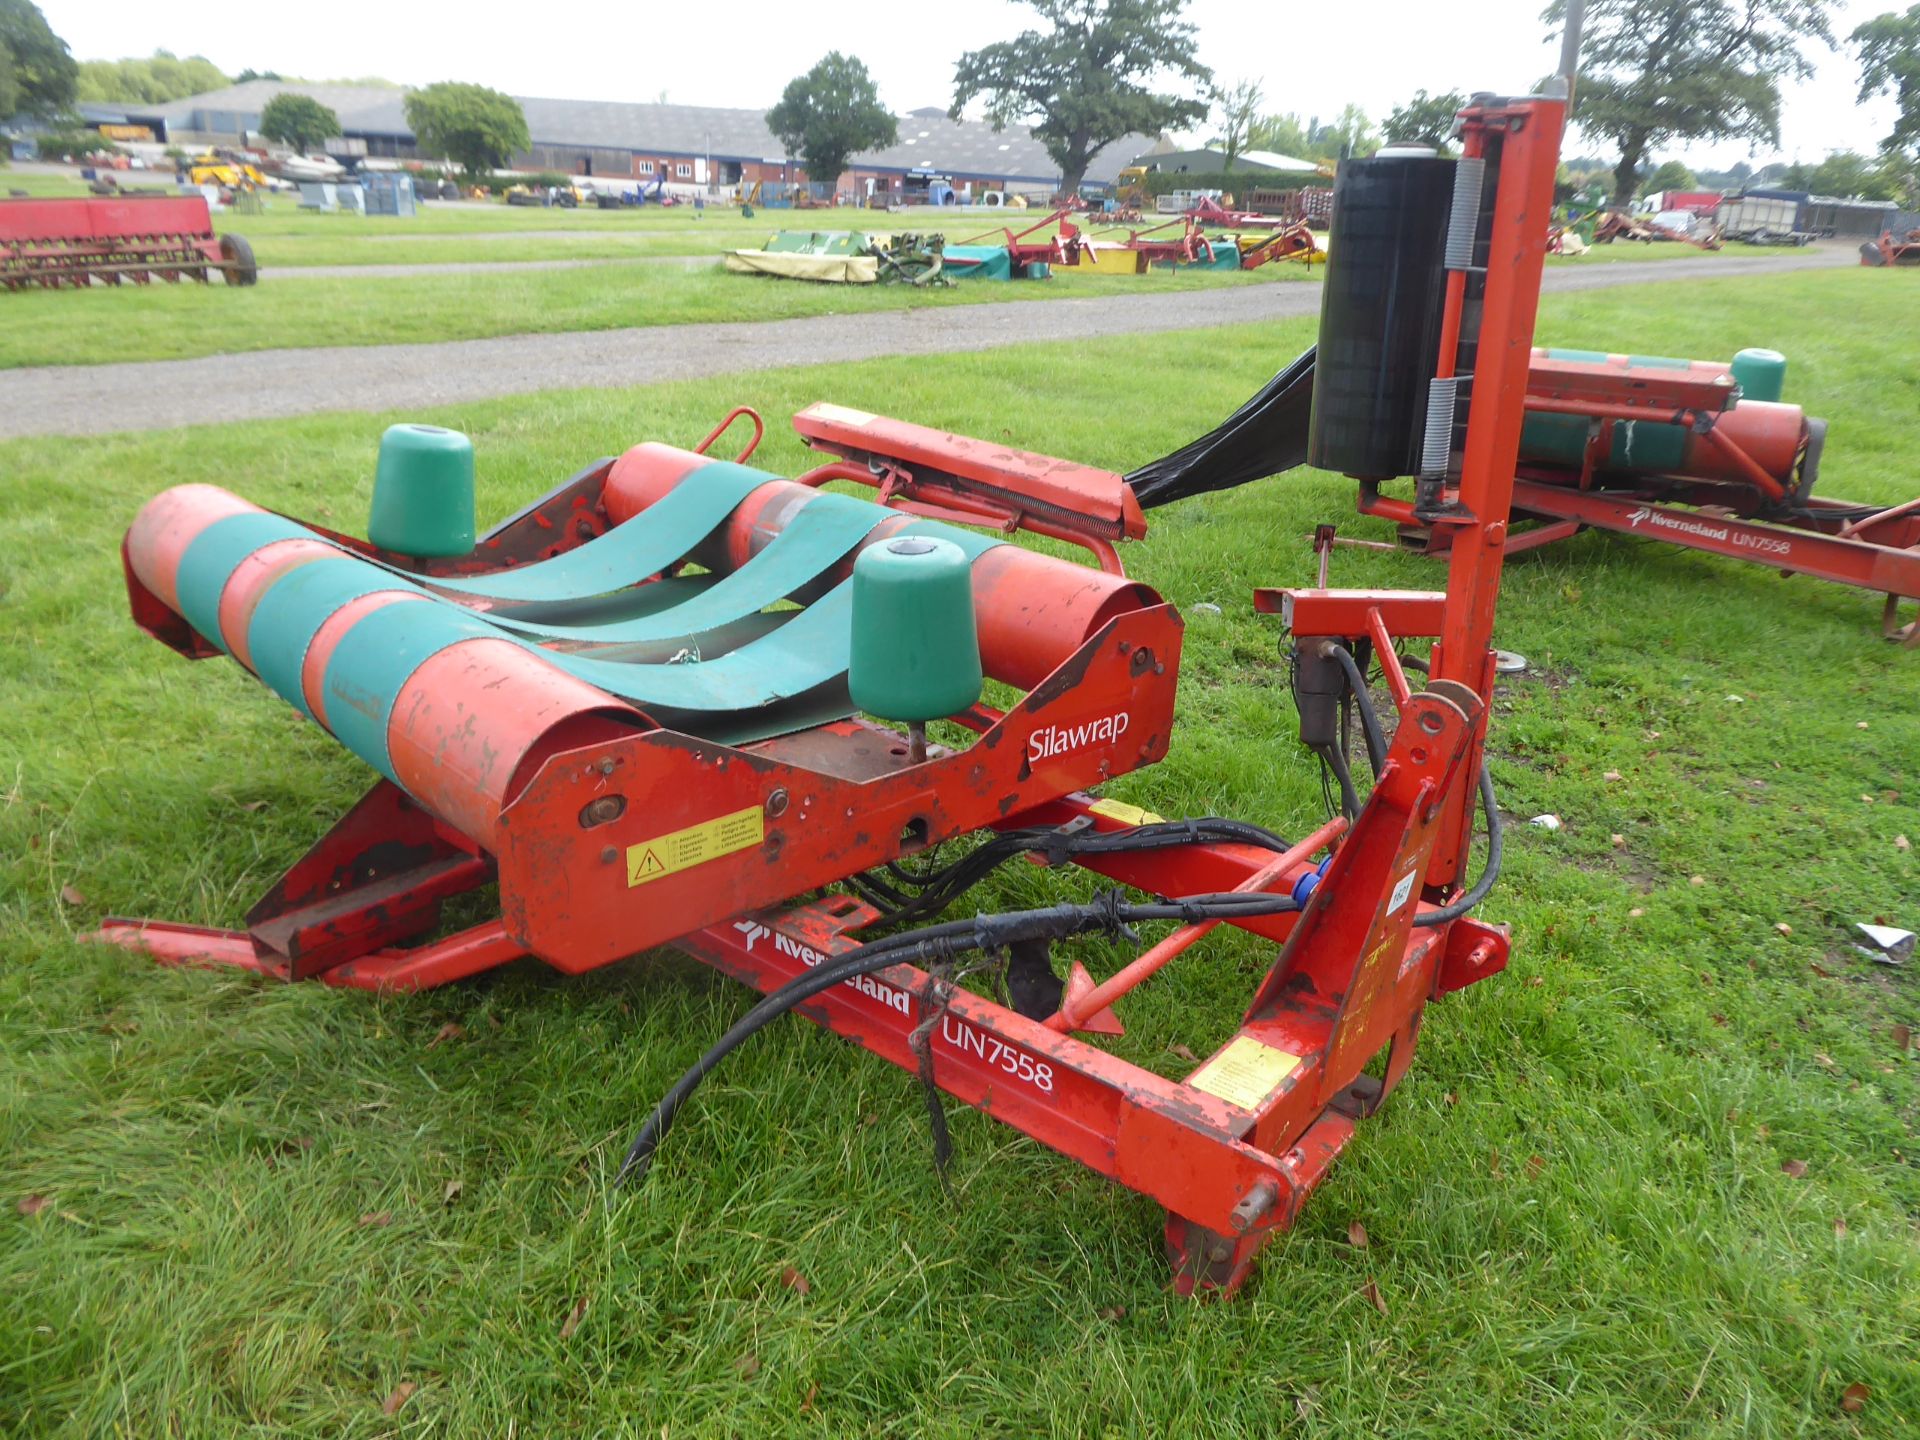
[47,0,1900,171]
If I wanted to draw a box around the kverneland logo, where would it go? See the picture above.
[1625,505,1729,542]
[1028,710,1130,763]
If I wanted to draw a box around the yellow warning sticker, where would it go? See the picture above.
[806,402,877,428]
[1187,1036,1303,1112]
[626,806,765,887]
[1088,797,1166,827]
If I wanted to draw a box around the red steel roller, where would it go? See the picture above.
[386,638,647,849]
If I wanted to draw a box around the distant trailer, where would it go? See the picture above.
[1714,193,1811,245]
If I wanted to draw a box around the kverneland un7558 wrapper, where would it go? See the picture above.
[98,66,1577,1293]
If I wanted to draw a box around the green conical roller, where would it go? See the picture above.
[848,536,983,724]
[1731,347,1787,403]
[367,423,476,558]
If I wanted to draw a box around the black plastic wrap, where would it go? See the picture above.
[1306,155,1455,479]
[1125,346,1317,508]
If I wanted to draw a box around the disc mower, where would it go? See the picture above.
[99,82,1568,1294]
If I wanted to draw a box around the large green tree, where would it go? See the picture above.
[951,0,1213,196]
[1544,0,1836,204]
[1211,79,1262,171]
[765,52,897,188]
[1855,5,1920,156]
[1383,89,1467,154]
[259,93,340,152]
[403,82,529,178]
[76,50,225,104]
[0,0,75,118]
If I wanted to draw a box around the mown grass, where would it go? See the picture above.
[1,269,1916,1436]
[0,257,1311,370]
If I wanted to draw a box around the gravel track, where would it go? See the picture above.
[267,255,713,280]
[0,247,1854,440]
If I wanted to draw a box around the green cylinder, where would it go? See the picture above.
[367,423,476,558]
[1731,347,1787,403]
[848,536,983,722]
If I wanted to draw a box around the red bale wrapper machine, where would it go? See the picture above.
[100,83,1567,1295]
[1360,346,1920,646]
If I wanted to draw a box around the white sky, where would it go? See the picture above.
[46,0,1899,172]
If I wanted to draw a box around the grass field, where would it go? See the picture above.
[2,270,1917,1437]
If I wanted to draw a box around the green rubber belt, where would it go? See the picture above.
[478,573,717,630]
[481,490,888,644]
[175,468,1008,782]
[175,512,329,653]
[418,460,771,602]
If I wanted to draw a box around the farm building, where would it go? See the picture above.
[130,81,1150,196]
[1132,147,1326,177]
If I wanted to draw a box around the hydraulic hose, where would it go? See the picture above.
[1328,643,1387,776]
[614,885,1313,1186]
[1409,764,1503,928]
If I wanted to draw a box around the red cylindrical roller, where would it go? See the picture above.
[1679,400,1807,486]
[386,637,648,849]
[126,483,264,612]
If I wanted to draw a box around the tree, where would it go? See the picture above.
[1645,158,1699,192]
[951,0,1213,196]
[1383,89,1467,154]
[1320,103,1376,161]
[0,0,75,118]
[1212,79,1262,171]
[1544,0,1837,205]
[259,93,340,152]
[1787,149,1897,197]
[403,82,529,179]
[765,52,897,189]
[76,50,225,104]
[1249,111,1319,161]
[1855,5,1920,156]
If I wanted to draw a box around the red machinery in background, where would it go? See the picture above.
[1358,347,1920,646]
[97,84,1568,1295]
[1057,213,1320,271]
[1,195,258,290]
[1860,219,1920,267]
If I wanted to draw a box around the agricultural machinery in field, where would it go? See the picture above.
[1,195,257,290]
[103,68,1592,1291]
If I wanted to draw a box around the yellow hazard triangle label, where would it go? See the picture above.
[626,805,764,887]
